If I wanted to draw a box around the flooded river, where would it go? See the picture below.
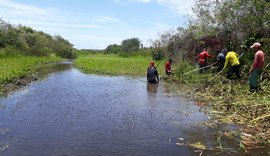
[0,63,267,156]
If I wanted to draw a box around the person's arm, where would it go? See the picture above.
[206,52,213,58]
[147,69,149,81]
[223,56,229,70]
[249,53,258,74]
[156,70,159,83]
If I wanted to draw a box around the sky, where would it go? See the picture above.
[0,0,195,49]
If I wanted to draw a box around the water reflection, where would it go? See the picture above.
[146,83,158,93]
[35,62,72,80]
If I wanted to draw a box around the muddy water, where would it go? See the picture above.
[0,63,267,156]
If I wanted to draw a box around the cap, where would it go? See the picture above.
[250,42,261,48]
[150,61,155,65]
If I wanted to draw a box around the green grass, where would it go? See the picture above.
[0,56,63,84]
[74,53,166,77]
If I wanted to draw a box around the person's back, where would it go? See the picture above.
[147,61,159,83]
[224,51,239,68]
[223,51,241,79]
[198,49,213,73]
[217,49,226,72]
[199,49,213,64]
[165,59,172,76]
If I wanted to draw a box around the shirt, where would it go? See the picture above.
[198,51,213,64]
[223,51,240,69]
[165,61,171,72]
[217,53,225,63]
[147,67,159,82]
[252,50,264,70]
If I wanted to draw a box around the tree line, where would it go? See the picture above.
[0,19,77,59]
[104,37,144,57]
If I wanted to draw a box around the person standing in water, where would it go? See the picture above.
[147,61,159,84]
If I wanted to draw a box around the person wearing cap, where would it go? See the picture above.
[165,58,173,76]
[216,48,227,72]
[249,42,265,92]
[222,48,241,79]
[147,61,159,83]
[198,48,213,73]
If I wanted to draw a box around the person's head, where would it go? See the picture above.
[221,48,228,55]
[150,61,155,67]
[168,58,172,63]
[250,42,261,52]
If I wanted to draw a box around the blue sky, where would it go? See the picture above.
[0,0,195,49]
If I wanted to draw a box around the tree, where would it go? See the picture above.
[105,44,122,54]
[121,37,140,54]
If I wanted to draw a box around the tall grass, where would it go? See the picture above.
[74,54,166,77]
[0,56,62,84]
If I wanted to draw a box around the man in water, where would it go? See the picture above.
[249,42,265,92]
[147,61,159,83]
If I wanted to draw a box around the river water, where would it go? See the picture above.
[0,62,267,156]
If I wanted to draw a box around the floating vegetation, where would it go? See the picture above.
[0,142,9,153]
[0,128,9,135]
[165,61,270,152]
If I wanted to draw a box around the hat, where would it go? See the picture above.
[250,42,261,48]
[150,61,155,65]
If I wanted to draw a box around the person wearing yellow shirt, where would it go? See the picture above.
[222,51,241,79]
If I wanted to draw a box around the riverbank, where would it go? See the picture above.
[74,54,270,151]
[74,53,166,77]
[169,62,270,151]
[0,56,63,96]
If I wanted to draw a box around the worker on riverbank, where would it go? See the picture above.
[147,61,159,84]
[249,42,265,92]
[165,58,173,76]
[222,49,241,79]
[216,48,227,72]
[198,48,213,73]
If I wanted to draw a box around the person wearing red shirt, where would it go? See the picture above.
[249,42,265,92]
[165,58,172,76]
[198,49,213,73]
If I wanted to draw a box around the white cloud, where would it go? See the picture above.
[116,0,195,16]
[0,0,52,15]
[0,0,192,49]
[0,0,125,49]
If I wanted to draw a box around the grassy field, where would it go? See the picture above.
[0,56,63,94]
[74,53,166,77]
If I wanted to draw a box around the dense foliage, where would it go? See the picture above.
[150,0,270,66]
[104,37,142,57]
[0,19,77,59]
